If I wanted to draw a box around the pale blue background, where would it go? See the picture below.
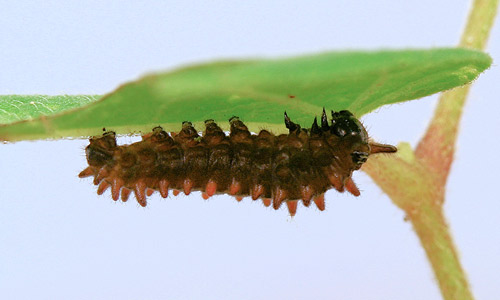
[1,1,499,299]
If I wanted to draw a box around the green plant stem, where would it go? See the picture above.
[364,0,498,299]
[411,201,473,299]
[416,0,499,181]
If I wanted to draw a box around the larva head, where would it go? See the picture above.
[329,110,370,170]
[85,131,117,167]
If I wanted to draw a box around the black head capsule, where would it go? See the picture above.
[321,108,329,131]
[330,110,368,141]
[284,111,300,133]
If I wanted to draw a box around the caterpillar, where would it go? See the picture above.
[79,109,397,216]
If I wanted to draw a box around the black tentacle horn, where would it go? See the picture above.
[321,107,329,131]
[311,117,321,135]
[284,111,300,133]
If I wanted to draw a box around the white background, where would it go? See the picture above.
[1,1,499,299]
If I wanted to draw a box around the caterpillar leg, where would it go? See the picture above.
[345,178,360,197]
[286,200,299,217]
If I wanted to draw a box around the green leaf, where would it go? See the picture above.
[0,95,100,124]
[0,48,491,142]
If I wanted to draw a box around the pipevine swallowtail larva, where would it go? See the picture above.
[79,109,397,216]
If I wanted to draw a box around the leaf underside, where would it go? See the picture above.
[0,48,491,141]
